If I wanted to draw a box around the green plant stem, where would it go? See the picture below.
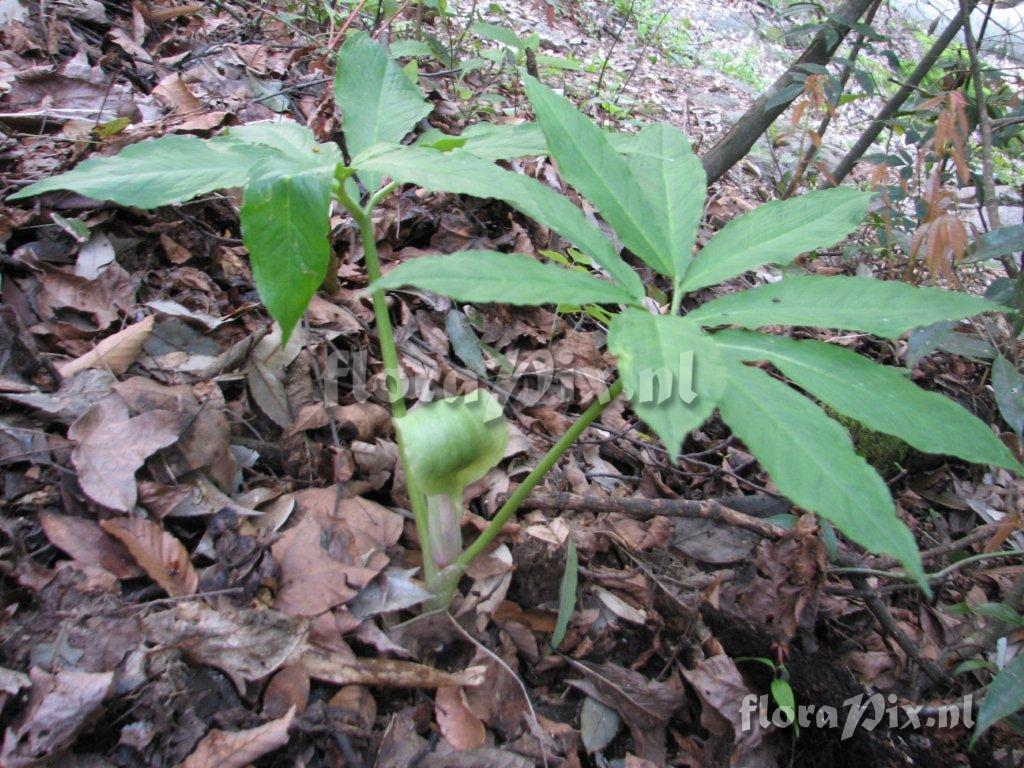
[832,549,1024,583]
[335,177,437,583]
[455,379,624,570]
[670,285,684,315]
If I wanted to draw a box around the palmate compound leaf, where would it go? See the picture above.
[355,143,644,299]
[687,275,1006,339]
[372,250,639,306]
[522,75,674,277]
[712,330,1023,473]
[8,134,267,207]
[395,390,509,567]
[717,361,926,585]
[607,310,726,461]
[240,157,335,343]
[680,187,874,292]
[334,31,432,192]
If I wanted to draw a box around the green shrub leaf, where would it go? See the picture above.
[681,188,873,292]
[523,75,673,277]
[714,331,1022,473]
[240,159,334,343]
[625,123,705,281]
[356,144,644,298]
[374,250,638,306]
[972,653,1024,746]
[9,135,265,207]
[718,362,925,585]
[688,276,1005,338]
[334,31,431,191]
[608,311,726,460]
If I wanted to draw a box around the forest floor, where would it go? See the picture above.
[0,1,1022,767]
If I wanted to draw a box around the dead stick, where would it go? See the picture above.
[521,492,789,540]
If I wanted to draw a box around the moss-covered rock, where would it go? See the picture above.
[825,408,910,474]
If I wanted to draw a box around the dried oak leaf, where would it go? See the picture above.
[271,492,401,616]
[142,602,307,693]
[177,706,294,768]
[69,394,179,511]
[100,517,198,597]
[38,512,141,579]
[0,668,114,767]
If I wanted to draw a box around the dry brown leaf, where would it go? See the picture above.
[100,517,198,597]
[0,668,114,767]
[153,74,202,113]
[69,394,179,511]
[302,649,486,688]
[58,315,155,378]
[329,685,377,731]
[681,654,763,754]
[436,686,487,750]
[38,512,141,579]
[263,664,310,717]
[270,515,372,616]
[567,659,683,764]
[143,602,307,693]
[177,706,294,768]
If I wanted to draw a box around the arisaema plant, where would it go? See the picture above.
[11,32,1021,606]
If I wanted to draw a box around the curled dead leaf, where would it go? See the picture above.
[177,706,294,768]
[58,315,155,377]
[436,686,487,750]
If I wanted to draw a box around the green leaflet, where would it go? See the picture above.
[625,123,706,281]
[220,121,342,167]
[416,122,547,160]
[395,391,509,567]
[717,362,925,585]
[972,653,1024,746]
[713,331,1022,473]
[240,158,335,343]
[607,310,726,461]
[993,355,1024,439]
[334,31,432,191]
[688,276,1005,338]
[355,143,644,299]
[373,250,638,306]
[523,75,673,277]
[8,135,265,207]
[681,188,873,292]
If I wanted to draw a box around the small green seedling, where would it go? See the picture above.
[10,32,1021,607]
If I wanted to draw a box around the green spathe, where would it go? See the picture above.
[395,391,509,567]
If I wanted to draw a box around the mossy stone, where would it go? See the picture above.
[825,407,910,474]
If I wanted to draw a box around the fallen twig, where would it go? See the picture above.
[521,491,789,540]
